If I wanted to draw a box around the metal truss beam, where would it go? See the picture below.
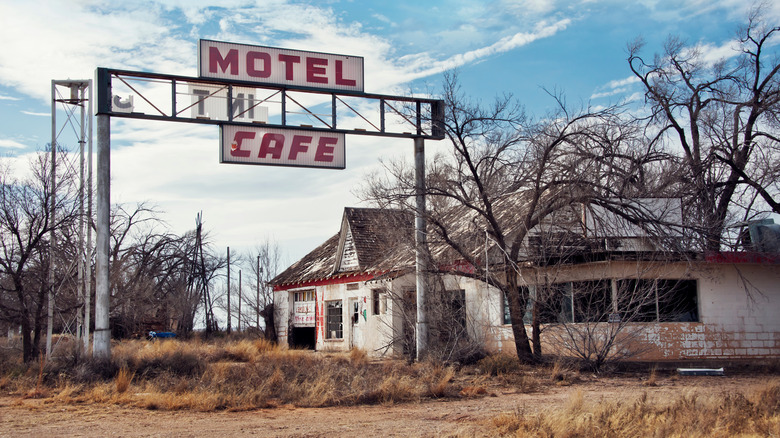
[96,68,445,140]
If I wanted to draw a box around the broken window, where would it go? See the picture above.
[572,280,611,323]
[504,286,532,325]
[536,283,573,324]
[617,279,699,322]
[447,289,467,331]
[294,289,314,302]
[503,292,511,325]
[372,289,386,315]
[617,279,657,322]
[326,300,343,339]
[657,279,698,322]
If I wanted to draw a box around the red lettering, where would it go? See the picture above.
[246,51,271,78]
[307,57,328,84]
[335,60,357,86]
[315,136,338,162]
[210,47,239,75]
[231,131,255,158]
[258,133,285,159]
[278,54,301,80]
[288,135,312,160]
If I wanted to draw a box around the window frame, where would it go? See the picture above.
[326,300,343,339]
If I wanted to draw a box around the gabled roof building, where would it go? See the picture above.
[271,205,780,362]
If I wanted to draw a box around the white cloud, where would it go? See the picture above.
[0,139,26,149]
[0,95,20,101]
[0,0,577,262]
[605,76,640,89]
[21,111,49,117]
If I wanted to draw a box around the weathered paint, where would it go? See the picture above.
[275,258,780,361]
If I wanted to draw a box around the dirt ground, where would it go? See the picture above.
[0,374,772,437]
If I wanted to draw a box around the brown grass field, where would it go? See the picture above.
[1,337,778,437]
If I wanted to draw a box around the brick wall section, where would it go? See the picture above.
[487,262,780,361]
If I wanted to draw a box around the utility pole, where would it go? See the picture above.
[226,246,231,334]
[256,256,261,329]
[49,80,91,359]
[238,270,242,332]
[47,81,56,361]
[84,86,93,355]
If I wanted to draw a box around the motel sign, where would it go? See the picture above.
[92,38,443,359]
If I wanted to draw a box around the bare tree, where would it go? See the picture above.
[0,151,78,362]
[240,238,282,339]
[106,205,225,338]
[361,72,666,363]
[628,7,780,251]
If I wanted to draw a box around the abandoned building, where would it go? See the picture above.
[270,205,780,361]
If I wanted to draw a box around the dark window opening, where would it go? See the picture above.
[572,280,611,323]
[372,289,386,315]
[617,279,699,322]
[290,327,315,349]
[536,283,572,324]
[326,300,343,339]
[657,279,698,322]
[447,289,466,331]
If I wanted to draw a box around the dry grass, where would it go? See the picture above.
[475,380,780,437]
[0,337,486,411]
[115,367,134,394]
[548,359,579,386]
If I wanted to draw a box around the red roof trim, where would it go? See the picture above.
[273,271,382,291]
[705,251,780,265]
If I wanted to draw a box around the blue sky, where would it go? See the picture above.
[0,0,775,267]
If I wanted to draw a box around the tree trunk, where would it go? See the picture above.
[21,318,37,363]
[260,303,277,342]
[506,267,534,362]
[532,299,542,358]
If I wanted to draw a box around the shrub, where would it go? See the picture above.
[477,353,521,376]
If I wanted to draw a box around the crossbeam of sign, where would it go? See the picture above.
[96,39,444,169]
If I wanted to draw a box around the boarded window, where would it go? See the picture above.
[326,300,343,339]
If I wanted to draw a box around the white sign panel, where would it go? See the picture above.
[220,125,346,169]
[187,84,268,123]
[293,301,315,327]
[199,39,364,92]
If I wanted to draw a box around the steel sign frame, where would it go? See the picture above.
[92,40,445,360]
[96,67,445,141]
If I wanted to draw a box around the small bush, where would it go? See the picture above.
[477,353,521,376]
[115,367,134,394]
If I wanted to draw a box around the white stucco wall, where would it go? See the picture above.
[276,260,780,361]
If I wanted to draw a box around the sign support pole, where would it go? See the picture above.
[94,113,111,359]
[414,136,428,361]
[46,81,56,360]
